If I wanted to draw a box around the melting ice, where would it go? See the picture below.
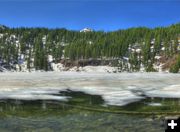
[0,72,180,106]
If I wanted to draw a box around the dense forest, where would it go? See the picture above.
[0,23,180,72]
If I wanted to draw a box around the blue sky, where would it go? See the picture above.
[0,0,179,31]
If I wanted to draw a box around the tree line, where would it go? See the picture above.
[0,23,179,72]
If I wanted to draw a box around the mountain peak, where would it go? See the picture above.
[80,28,93,33]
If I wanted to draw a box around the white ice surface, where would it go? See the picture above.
[0,72,180,106]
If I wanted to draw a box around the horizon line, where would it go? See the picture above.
[1,22,179,32]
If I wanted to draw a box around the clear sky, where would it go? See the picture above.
[0,0,179,31]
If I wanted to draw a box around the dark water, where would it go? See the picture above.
[0,90,178,132]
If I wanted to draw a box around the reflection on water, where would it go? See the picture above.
[0,90,175,132]
[1,73,180,131]
[0,112,164,132]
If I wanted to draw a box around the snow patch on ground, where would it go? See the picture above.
[50,63,119,73]
[78,66,118,73]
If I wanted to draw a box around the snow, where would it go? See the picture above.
[48,55,53,63]
[42,35,47,45]
[146,85,180,98]
[78,66,118,73]
[123,57,129,61]
[51,63,65,71]
[50,63,119,73]
[136,48,141,53]
[0,72,180,106]
[153,63,164,72]
[155,55,161,60]
[80,28,93,32]
[10,35,16,39]
[20,54,25,60]
[88,41,93,44]
[161,47,165,51]
[151,39,155,44]
[0,34,3,38]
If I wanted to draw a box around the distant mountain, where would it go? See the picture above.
[80,28,93,33]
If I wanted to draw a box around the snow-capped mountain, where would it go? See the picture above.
[80,28,93,33]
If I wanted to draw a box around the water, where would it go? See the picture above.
[0,91,165,132]
[1,72,180,131]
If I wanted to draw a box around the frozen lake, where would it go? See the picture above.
[1,72,180,132]
[0,72,180,106]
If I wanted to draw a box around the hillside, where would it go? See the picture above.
[0,24,180,73]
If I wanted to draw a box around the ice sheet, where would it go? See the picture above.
[0,72,180,106]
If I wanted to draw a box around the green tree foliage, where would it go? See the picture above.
[170,55,180,73]
[0,23,179,71]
